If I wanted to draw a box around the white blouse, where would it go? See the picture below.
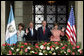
[17,30,25,41]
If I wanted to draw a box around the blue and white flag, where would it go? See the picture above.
[5,5,17,44]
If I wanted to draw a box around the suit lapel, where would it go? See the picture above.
[45,28,47,35]
[41,27,43,35]
[28,28,32,36]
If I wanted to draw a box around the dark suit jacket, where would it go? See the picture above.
[24,28,37,41]
[37,26,51,41]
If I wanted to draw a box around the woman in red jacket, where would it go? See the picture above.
[50,23,65,41]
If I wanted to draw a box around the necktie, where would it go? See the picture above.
[43,27,45,35]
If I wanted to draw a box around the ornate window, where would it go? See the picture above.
[47,15,55,23]
[57,6,66,14]
[35,5,44,14]
[35,15,44,23]
[33,1,68,30]
[57,15,66,23]
[47,5,56,14]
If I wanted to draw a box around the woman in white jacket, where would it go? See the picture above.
[17,23,25,41]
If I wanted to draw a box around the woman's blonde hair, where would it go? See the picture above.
[54,23,59,26]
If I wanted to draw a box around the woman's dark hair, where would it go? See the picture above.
[18,23,24,30]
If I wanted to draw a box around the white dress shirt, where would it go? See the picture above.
[30,28,33,36]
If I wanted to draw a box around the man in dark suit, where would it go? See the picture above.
[37,20,51,42]
[24,22,37,42]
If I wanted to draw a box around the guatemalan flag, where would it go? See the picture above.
[66,6,76,45]
[5,5,17,44]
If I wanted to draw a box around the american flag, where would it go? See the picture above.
[66,7,76,45]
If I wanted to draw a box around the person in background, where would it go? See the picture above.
[50,23,65,41]
[24,22,37,42]
[17,23,25,42]
[37,20,51,42]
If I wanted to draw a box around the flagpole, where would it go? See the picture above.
[71,5,73,8]
[71,5,77,44]
[10,4,12,8]
[9,4,12,44]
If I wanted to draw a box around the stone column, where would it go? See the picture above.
[1,1,5,46]
[75,1,83,49]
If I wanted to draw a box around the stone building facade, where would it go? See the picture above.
[1,1,83,49]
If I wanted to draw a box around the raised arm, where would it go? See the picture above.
[60,27,65,36]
